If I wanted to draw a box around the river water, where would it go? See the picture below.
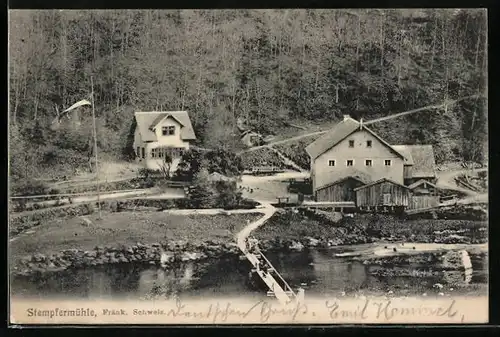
[10,247,487,301]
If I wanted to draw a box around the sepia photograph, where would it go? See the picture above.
[8,8,488,325]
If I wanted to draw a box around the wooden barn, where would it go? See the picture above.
[315,176,367,202]
[354,178,410,211]
[408,179,439,210]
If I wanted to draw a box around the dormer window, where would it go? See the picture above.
[162,126,175,136]
[348,140,355,148]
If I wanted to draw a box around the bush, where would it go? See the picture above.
[175,147,244,182]
[11,179,55,197]
[84,203,95,214]
[239,147,287,170]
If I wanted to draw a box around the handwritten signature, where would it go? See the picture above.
[162,298,464,323]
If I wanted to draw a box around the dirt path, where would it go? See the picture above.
[238,130,327,154]
[435,168,487,196]
[268,147,307,172]
[236,202,276,250]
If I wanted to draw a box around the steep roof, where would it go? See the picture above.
[315,168,372,191]
[353,178,409,191]
[392,145,436,178]
[391,145,414,165]
[305,117,405,160]
[135,111,196,142]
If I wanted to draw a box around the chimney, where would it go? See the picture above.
[343,115,350,121]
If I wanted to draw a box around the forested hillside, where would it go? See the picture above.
[9,9,487,181]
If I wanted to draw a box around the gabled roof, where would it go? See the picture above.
[392,145,436,178]
[408,179,438,190]
[315,168,371,191]
[353,178,409,191]
[149,113,185,131]
[135,111,196,142]
[305,117,406,160]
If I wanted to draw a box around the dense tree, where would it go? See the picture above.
[8,9,487,180]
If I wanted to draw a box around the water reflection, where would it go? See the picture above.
[11,249,487,300]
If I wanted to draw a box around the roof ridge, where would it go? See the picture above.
[135,110,188,114]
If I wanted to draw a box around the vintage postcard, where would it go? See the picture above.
[8,8,488,325]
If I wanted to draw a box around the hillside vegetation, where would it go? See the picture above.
[9,9,487,182]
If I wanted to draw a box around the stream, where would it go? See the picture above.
[10,247,487,300]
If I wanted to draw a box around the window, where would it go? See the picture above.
[347,160,353,166]
[328,160,336,167]
[348,140,355,148]
[365,159,372,166]
[151,148,157,158]
[385,159,392,166]
[136,147,140,158]
[162,126,175,136]
[141,147,145,159]
[366,140,372,148]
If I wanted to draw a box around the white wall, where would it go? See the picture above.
[312,129,404,190]
[134,116,191,171]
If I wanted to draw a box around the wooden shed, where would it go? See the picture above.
[315,176,366,202]
[408,179,439,210]
[354,178,410,211]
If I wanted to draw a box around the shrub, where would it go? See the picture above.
[239,147,286,170]
[84,203,95,214]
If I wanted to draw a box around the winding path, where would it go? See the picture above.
[235,201,276,250]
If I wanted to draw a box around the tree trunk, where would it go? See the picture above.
[430,15,438,71]
[380,14,384,71]
[355,16,361,75]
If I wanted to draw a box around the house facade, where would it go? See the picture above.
[305,115,437,208]
[306,116,406,198]
[133,111,196,171]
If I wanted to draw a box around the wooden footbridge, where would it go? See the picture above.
[241,240,304,305]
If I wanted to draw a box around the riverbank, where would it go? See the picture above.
[253,209,488,249]
[10,207,488,285]
[10,211,262,276]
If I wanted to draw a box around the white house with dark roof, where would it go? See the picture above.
[305,115,436,205]
[133,111,196,171]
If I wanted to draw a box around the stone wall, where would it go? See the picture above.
[13,240,243,277]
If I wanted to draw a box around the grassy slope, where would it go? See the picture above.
[10,211,262,263]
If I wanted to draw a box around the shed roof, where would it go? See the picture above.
[408,179,438,190]
[305,117,405,160]
[315,168,371,191]
[135,111,196,142]
[392,145,436,178]
[353,178,409,191]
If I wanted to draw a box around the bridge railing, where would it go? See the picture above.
[256,248,296,297]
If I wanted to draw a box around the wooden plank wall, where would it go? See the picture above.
[409,195,439,209]
[315,179,364,202]
[316,183,346,202]
[355,181,410,207]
